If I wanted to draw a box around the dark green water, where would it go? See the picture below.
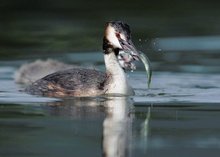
[1,1,220,157]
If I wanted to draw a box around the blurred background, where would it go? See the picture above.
[0,0,220,73]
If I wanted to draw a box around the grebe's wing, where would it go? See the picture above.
[25,68,107,97]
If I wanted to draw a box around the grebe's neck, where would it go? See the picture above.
[104,52,134,96]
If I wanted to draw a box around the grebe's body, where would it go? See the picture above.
[25,68,107,97]
[25,21,151,97]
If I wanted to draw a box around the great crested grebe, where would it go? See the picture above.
[25,21,152,97]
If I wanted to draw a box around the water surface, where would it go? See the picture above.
[0,53,220,156]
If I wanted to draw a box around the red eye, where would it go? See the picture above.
[115,33,120,38]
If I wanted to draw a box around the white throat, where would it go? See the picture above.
[104,52,134,96]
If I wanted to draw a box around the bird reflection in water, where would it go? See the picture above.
[46,97,151,157]
[102,97,133,157]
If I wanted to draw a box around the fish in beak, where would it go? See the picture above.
[117,31,152,89]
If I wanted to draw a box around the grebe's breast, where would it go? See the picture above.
[25,68,107,97]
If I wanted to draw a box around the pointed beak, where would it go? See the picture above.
[118,38,152,89]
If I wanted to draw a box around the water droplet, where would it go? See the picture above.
[139,39,142,41]
[131,70,134,72]
[158,49,162,51]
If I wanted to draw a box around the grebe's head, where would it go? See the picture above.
[104,21,139,68]
[105,21,132,50]
[103,21,152,88]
